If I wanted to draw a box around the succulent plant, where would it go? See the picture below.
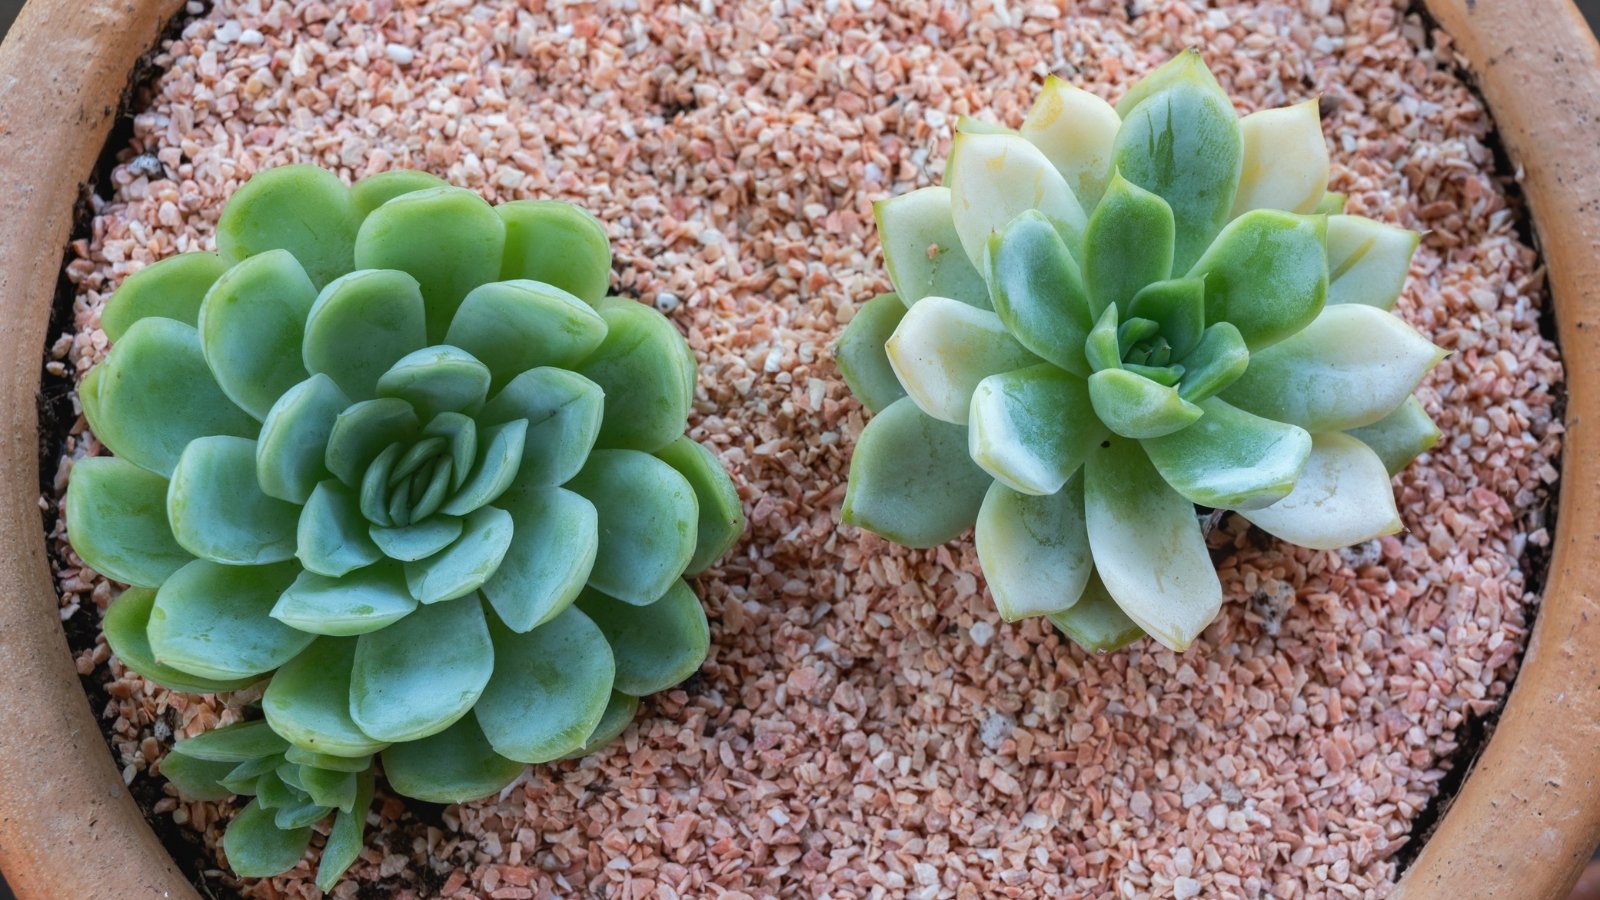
[67,165,743,882]
[837,51,1442,653]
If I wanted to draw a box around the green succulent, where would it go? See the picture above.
[837,51,1442,653]
[68,165,743,883]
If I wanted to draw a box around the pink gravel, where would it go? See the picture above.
[45,0,1562,897]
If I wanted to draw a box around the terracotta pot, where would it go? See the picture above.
[0,0,1595,897]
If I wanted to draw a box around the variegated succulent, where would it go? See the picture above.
[67,165,743,883]
[837,51,1442,653]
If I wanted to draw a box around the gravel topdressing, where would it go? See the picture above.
[46,0,1563,897]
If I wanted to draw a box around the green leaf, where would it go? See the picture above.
[421,412,477,490]
[324,397,420,488]
[170,721,289,762]
[1115,48,1224,117]
[223,798,313,879]
[1187,209,1327,351]
[653,436,744,574]
[1127,277,1205,361]
[1143,398,1312,510]
[1346,395,1440,476]
[370,516,463,561]
[968,365,1102,496]
[1231,99,1328,216]
[835,292,910,412]
[441,419,527,516]
[1325,214,1419,311]
[480,368,604,486]
[562,691,640,759]
[446,280,609,392]
[885,296,1037,425]
[300,766,359,812]
[351,169,448,217]
[1222,304,1445,431]
[975,476,1092,620]
[219,755,281,794]
[1046,571,1145,653]
[576,300,695,453]
[376,346,492,420]
[474,607,614,763]
[1083,304,1121,373]
[256,374,349,504]
[1176,322,1249,402]
[567,450,698,605]
[66,457,190,587]
[1241,431,1402,550]
[1084,172,1175,317]
[355,186,507,342]
[985,210,1093,377]
[1083,437,1222,651]
[217,164,360,289]
[1019,76,1122,211]
[578,580,709,696]
[263,637,392,756]
[840,396,992,548]
[314,770,375,891]
[403,506,515,604]
[351,595,494,742]
[167,435,299,564]
[482,485,598,632]
[284,747,373,772]
[1112,74,1243,272]
[272,564,418,636]
[82,318,258,476]
[147,560,309,681]
[873,187,991,309]
[197,249,318,419]
[498,199,613,307]
[297,480,383,577]
[359,444,402,527]
[102,587,257,693]
[102,252,229,341]
[381,714,525,804]
[1087,369,1203,439]
[946,132,1088,267]
[303,269,429,401]
[1315,191,1347,215]
[158,750,237,802]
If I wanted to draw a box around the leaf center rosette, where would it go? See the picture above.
[66,166,743,884]
[837,51,1444,654]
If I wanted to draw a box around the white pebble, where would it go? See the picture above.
[385,43,415,65]
[969,620,995,648]
[655,292,680,313]
[1174,877,1202,900]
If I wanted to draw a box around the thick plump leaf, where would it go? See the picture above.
[480,368,604,486]
[1325,214,1419,310]
[324,398,420,487]
[874,187,990,309]
[81,318,258,476]
[446,280,608,391]
[1087,369,1203,439]
[1046,571,1145,653]
[1083,438,1222,651]
[1346,395,1440,475]
[578,580,709,695]
[422,412,477,491]
[315,770,375,891]
[985,210,1093,376]
[272,564,418,636]
[351,169,448,217]
[359,444,403,526]
[441,419,527,516]
[563,692,640,760]
[576,301,695,452]
[217,165,359,288]
[257,374,349,504]
[102,251,228,341]
[370,516,463,561]
[975,477,1092,620]
[148,560,309,681]
[835,292,910,412]
[840,397,992,548]
[198,249,318,419]
[1231,99,1329,216]
[1189,210,1327,351]
[482,485,598,632]
[376,346,492,420]
[1112,72,1243,272]
[355,186,506,342]
[885,296,1037,425]
[167,436,299,564]
[968,365,1103,496]
[350,595,494,742]
[381,714,525,804]
[654,436,744,574]
[404,506,515,604]
[1143,398,1312,510]
[498,199,613,306]
[1116,48,1222,117]
[1084,173,1175,316]
[1315,192,1347,215]
[223,799,313,879]
[1128,277,1205,361]
[475,607,614,763]
[103,587,257,693]
[218,755,280,794]
[66,457,189,587]
[947,132,1088,266]
[158,751,237,802]
[171,721,288,762]
[297,481,382,576]
[303,270,429,401]
[1176,322,1249,402]
[300,766,358,813]
[1241,432,1402,550]
[1020,76,1121,211]
[263,637,391,756]
[284,747,372,772]
[567,450,698,605]
[1223,304,1445,431]
[1083,304,1121,373]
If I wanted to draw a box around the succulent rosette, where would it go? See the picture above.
[67,165,742,881]
[837,51,1443,653]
